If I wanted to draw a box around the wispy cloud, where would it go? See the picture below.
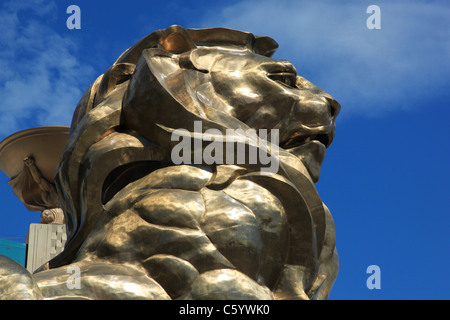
[0,0,95,137]
[200,0,450,118]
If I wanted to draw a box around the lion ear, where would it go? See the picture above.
[159,25,197,53]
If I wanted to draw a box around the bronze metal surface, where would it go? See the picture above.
[0,26,339,300]
[0,126,69,211]
[0,126,69,183]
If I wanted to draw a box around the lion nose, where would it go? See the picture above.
[326,96,340,121]
[293,94,339,127]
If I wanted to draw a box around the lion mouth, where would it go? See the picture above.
[280,133,330,150]
[280,131,333,183]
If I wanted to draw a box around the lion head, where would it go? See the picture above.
[120,26,340,182]
[47,26,339,299]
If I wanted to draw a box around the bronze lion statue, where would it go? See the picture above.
[0,25,340,300]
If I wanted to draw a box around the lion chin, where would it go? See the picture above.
[0,25,340,301]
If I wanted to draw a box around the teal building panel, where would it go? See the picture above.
[0,238,27,266]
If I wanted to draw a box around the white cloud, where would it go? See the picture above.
[200,0,450,118]
[0,0,95,137]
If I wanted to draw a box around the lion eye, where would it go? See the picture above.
[267,72,298,88]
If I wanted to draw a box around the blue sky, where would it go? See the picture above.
[0,0,449,300]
